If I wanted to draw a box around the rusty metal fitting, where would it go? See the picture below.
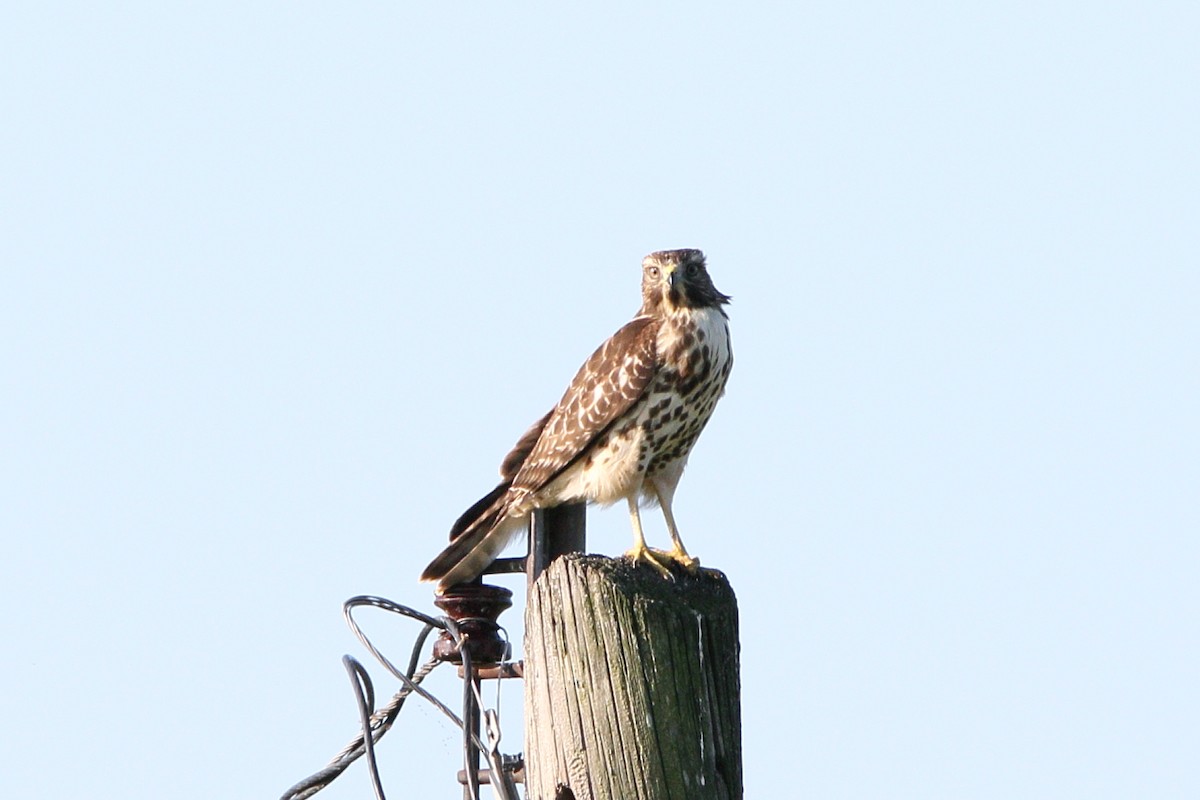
[432,583,513,665]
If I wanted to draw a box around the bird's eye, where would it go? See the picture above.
[647,266,661,279]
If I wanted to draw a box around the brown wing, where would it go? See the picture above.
[499,409,553,481]
[421,315,659,588]
[510,315,659,492]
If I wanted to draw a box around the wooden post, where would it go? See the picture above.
[524,554,742,800]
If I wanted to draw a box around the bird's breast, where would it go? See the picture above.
[533,306,732,507]
[639,307,732,475]
[538,422,647,506]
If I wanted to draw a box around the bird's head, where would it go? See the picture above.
[639,249,731,316]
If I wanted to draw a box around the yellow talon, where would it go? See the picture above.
[660,547,700,572]
[625,545,702,579]
[624,543,674,579]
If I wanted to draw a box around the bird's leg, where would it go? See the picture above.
[651,482,701,571]
[624,495,673,579]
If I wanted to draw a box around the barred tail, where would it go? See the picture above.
[422,409,551,589]
[420,483,526,589]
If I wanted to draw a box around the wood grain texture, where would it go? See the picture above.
[524,554,741,800]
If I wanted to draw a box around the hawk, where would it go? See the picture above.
[420,249,733,590]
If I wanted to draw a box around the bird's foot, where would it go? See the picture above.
[624,543,675,580]
[658,547,701,573]
[624,544,702,579]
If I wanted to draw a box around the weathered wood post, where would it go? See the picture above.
[524,552,742,800]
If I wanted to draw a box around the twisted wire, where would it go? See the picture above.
[279,594,519,800]
[279,653,442,800]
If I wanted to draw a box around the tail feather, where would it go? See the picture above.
[421,484,524,588]
[448,482,509,542]
[423,409,551,589]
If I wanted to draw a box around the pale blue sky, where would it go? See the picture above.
[2,3,1197,798]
